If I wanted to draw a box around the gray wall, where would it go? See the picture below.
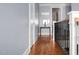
[38,3,70,35]
[30,3,39,48]
[71,3,79,11]
[35,3,39,40]
[0,3,29,55]
[38,4,52,35]
[39,5,51,27]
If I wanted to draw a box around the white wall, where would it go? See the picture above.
[0,3,29,55]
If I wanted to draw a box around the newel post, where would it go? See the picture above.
[67,11,78,55]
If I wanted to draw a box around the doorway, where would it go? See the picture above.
[52,8,60,39]
[52,8,60,21]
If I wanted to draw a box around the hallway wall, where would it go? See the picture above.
[0,3,29,55]
[38,3,71,35]
[38,4,52,35]
[71,3,79,11]
[29,3,39,49]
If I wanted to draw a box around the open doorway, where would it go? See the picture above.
[52,8,60,21]
[52,8,60,40]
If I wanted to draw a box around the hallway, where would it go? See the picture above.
[30,36,64,55]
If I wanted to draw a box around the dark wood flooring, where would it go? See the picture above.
[30,35,64,55]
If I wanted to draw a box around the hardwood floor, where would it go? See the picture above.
[30,35,64,55]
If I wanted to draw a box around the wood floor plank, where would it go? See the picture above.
[30,35,64,55]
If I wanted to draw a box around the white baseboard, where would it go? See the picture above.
[38,33,50,36]
[22,38,38,55]
[33,38,37,44]
[22,47,30,55]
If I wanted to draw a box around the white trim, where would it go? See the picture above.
[67,11,79,15]
[29,3,31,54]
[23,37,37,55]
[39,4,51,6]
[53,19,68,23]
[41,12,50,15]
[22,47,30,55]
[33,4,35,45]
[53,21,55,44]
[23,3,31,55]
[68,11,78,55]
